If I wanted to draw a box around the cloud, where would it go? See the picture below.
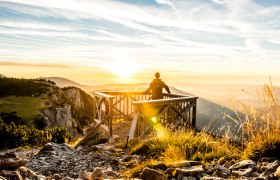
[0,0,280,75]
[0,61,71,68]
[211,0,224,5]
[155,0,177,9]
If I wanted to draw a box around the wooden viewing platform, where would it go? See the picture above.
[75,91,198,147]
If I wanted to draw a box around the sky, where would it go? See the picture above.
[1,0,280,86]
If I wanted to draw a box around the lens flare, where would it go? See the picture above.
[151,116,157,124]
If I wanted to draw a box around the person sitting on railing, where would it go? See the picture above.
[145,72,171,100]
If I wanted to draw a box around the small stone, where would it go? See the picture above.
[77,146,84,151]
[261,157,279,163]
[53,174,61,180]
[168,161,201,168]
[62,176,74,180]
[91,167,106,178]
[274,166,280,178]
[182,176,196,180]
[103,169,118,177]
[139,167,168,180]
[109,135,120,144]
[0,170,23,180]
[36,175,46,179]
[175,165,204,176]
[215,165,230,174]
[79,171,92,180]
[229,160,256,170]
[17,167,37,179]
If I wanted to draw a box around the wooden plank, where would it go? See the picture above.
[74,118,108,148]
[129,111,139,139]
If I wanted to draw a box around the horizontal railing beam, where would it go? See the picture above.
[133,96,198,106]
[94,92,115,99]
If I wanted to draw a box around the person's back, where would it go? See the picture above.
[146,72,171,100]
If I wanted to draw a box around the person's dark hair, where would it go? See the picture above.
[155,72,160,78]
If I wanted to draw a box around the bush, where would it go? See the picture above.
[0,118,73,150]
[244,131,280,161]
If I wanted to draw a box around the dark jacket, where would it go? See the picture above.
[146,78,171,100]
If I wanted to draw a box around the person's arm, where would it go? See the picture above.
[145,83,152,93]
[163,82,171,94]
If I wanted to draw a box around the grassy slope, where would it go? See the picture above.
[0,96,48,123]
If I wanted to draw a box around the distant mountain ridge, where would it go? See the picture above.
[0,74,6,78]
[38,77,82,88]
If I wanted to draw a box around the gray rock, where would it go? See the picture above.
[17,167,37,179]
[175,165,205,176]
[169,161,201,168]
[182,176,197,180]
[139,167,168,180]
[0,153,27,170]
[91,167,106,178]
[229,160,256,170]
[79,171,92,180]
[215,165,230,174]
[0,170,23,180]
[232,168,253,177]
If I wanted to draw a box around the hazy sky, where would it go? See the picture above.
[1,0,280,85]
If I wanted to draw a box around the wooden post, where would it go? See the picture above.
[192,101,197,129]
[109,97,114,136]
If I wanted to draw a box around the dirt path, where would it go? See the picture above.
[112,118,132,141]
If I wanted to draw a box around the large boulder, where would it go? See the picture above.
[0,153,27,170]
[228,160,256,170]
[140,167,168,180]
[175,165,205,177]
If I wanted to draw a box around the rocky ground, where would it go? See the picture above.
[1,135,280,180]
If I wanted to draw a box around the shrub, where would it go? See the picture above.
[0,118,73,150]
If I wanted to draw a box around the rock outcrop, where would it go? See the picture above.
[39,86,95,136]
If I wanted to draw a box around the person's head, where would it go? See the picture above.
[155,72,160,79]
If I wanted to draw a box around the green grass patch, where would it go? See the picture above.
[132,125,241,165]
[0,96,49,124]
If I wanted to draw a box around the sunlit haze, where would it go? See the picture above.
[1,0,280,88]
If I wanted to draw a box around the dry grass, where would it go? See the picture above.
[227,78,280,160]
[132,124,240,164]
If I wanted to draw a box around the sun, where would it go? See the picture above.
[106,58,141,78]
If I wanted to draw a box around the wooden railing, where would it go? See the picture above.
[129,95,198,139]
[75,91,198,147]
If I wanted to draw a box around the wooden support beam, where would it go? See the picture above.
[129,111,139,139]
